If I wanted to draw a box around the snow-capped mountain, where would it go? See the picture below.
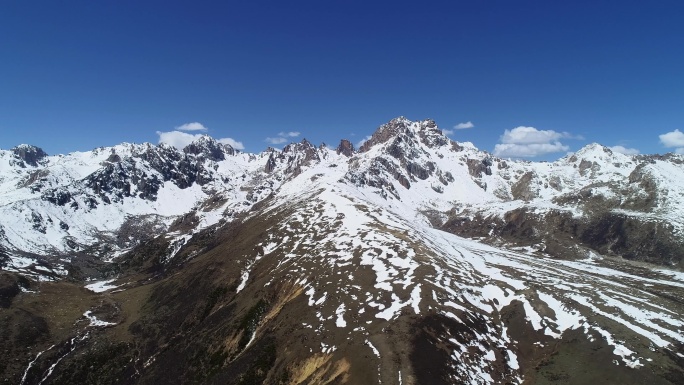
[1,117,683,384]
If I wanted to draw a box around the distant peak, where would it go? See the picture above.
[359,117,415,152]
[359,117,448,152]
[573,143,613,158]
[283,138,316,154]
[11,144,48,167]
[183,135,234,160]
[388,116,410,125]
[191,134,216,144]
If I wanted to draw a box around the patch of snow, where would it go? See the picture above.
[83,311,116,327]
[84,279,119,293]
[335,304,347,328]
[236,270,249,293]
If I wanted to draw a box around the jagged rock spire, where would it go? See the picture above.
[336,139,355,157]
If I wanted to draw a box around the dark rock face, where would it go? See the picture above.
[345,157,407,198]
[84,161,140,203]
[264,139,322,177]
[417,120,450,148]
[375,157,411,189]
[264,153,277,173]
[183,136,235,161]
[10,145,48,167]
[359,117,412,152]
[579,159,595,176]
[106,153,122,163]
[511,172,537,201]
[283,139,320,161]
[264,152,277,173]
[41,189,73,206]
[71,143,225,205]
[346,118,454,192]
[406,161,433,180]
[17,169,51,192]
[336,139,355,157]
[364,117,449,154]
[467,158,493,178]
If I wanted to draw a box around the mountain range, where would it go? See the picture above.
[1,117,682,384]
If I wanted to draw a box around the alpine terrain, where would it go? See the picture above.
[1,117,683,384]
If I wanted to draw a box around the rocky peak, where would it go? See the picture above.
[336,139,355,157]
[416,119,451,149]
[568,143,616,162]
[282,139,318,160]
[345,118,448,193]
[10,144,48,168]
[358,117,413,152]
[262,139,323,176]
[566,143,632,175]
[359,117,450,153]
[283,139,320,175]
[183,135,234,161]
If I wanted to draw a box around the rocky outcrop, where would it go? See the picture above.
[511,172,537,201]
[417,119,450,148]
[467,158,493,178]
[336,139,355,157]
[359,117,413,152]
[360,117,450,153]
[265,139,322,177]
[183,135,235,161]
[264,152,277,173]
[10,145,48,167]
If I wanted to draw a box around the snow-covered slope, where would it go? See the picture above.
[2,118,684,280]
[225,172,684,383]
[3,118,684,384]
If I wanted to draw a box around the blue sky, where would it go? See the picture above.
[1,1,683,159]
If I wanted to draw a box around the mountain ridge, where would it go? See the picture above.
[1,117,683,384]
[1,118,683,278]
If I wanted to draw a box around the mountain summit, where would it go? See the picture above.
[1,118,683,384]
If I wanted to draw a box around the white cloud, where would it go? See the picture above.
[493,142,569,158]
[217,137,245,150]
[157,131,200,149]
[157,130,244,150]
[658,129,684,154]
[454,121,474,130]
[265,130,301,145]
[175,122,208,132]
[493,126,576,158]
[278,131,300,137]
[265,137,288,145]
[609,145,639,155]
[442,129,455,136]
[659,129,684,148]
[500,126,570,145]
